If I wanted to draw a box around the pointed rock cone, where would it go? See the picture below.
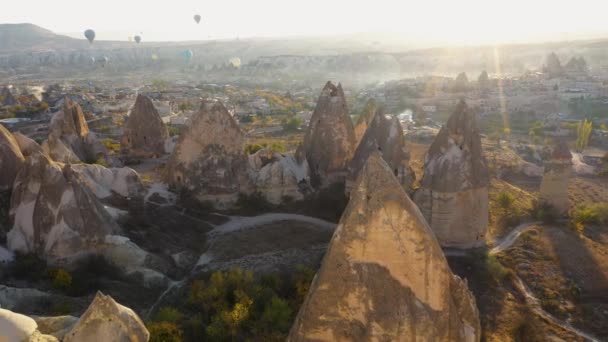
[354,98,377,144]
[289,152,481,341]
[414,100,489,248]
[539,140,572,215]
[0,124,25,190]
[166,100,250,208]
[297,81,356,188]
[64,291,149,342]
[121,94,169,158]
[347,110,414,194]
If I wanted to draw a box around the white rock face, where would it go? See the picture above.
[7,153,120,264]
[248,148,310,204]
[289,153,481,341]
[70,164,144,199]
[414,101,489,248]
[63,292,149,342]
[0,285,50,311]
[0,308,58,342]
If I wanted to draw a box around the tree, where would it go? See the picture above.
[282,116,302,131]
[575,119,593,152]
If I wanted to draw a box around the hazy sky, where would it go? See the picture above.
[3,0,608,43]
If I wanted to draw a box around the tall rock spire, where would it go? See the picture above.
[297,81,356,188]
[414,100,489,248]
[347,109,414,194]
[166,100,250,208]
[289,152,481,341]
[121,94,169,158]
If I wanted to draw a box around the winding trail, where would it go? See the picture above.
[146,212,336,318]
[486,221,601,342]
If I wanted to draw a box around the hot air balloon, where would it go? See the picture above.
[134,35,142,44]
[194,14,201,24]
[89,56,96,65]
[128,36,133,42]
[229,57,241,69]
[151,53,159,61]
[99,56,109,68]
[84,29,95,44]
[181,49,193,62]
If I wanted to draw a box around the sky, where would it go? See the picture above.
[2,0,608,44]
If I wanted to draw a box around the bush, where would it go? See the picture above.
[155,307,184,323]
[93,157,108,167]
[531,200,558,224]
[102,139,121,154]
[497,192,515,209]
[50,268,73,291]
[148,321,183,342]
[11,252,47,281]
[281,116,302,132]
[571,203,608,225]
[244,143,264,155]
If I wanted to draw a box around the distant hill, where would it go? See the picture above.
[0,23,79,52]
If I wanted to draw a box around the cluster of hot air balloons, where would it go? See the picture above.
[83,13,216,67]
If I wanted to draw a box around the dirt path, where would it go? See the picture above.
[489,221,601,342]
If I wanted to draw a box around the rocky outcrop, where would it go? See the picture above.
[0,308,58,342]
[121,94,169,158]
[544,52,563,77]
[289,153,481,341]
[353,98,377,144]
[539,140,572,215]
[13,132,45,157]
[70,164,144,200]
[63,292,149,342]
[248,148,310,204]
[297,81,356,188]
[166,100,250,208]
[33,315,78,340]
[413,101,489,248]
[42,98,107,164]
[7,153,120,264]
[0,124,25,190]
[347,111,414,194]
[0,86,17,106]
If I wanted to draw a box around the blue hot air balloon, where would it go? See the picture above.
[181,49,193,62]
[84,29,95,44]
[134,35,141,44]
[194,14,201,24]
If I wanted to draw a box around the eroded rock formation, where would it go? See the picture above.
[297,81,356,188]
[13,132,45,157]
[539,140,572,215]
[166,100,250,208]
[248,148,310,204]
[63,292,149,342]
[42,98,107,164]
[121,94,169,158]
[289,153,480,341]
[413,101,489,248]
[7,153,120,264]
[0,308,58,342]
[0,124,25,190]
[348,110,414,194]
[353,98,377,144]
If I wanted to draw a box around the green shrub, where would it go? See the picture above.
[497,191,515,209]
[11,252,47,281]
[154,307,184,323]
[244,143,264,155]
[148,321,183,342]
[51,268,73,291]
[571,203,608,225]
[260,296,292,332]
[531,200,558,223]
